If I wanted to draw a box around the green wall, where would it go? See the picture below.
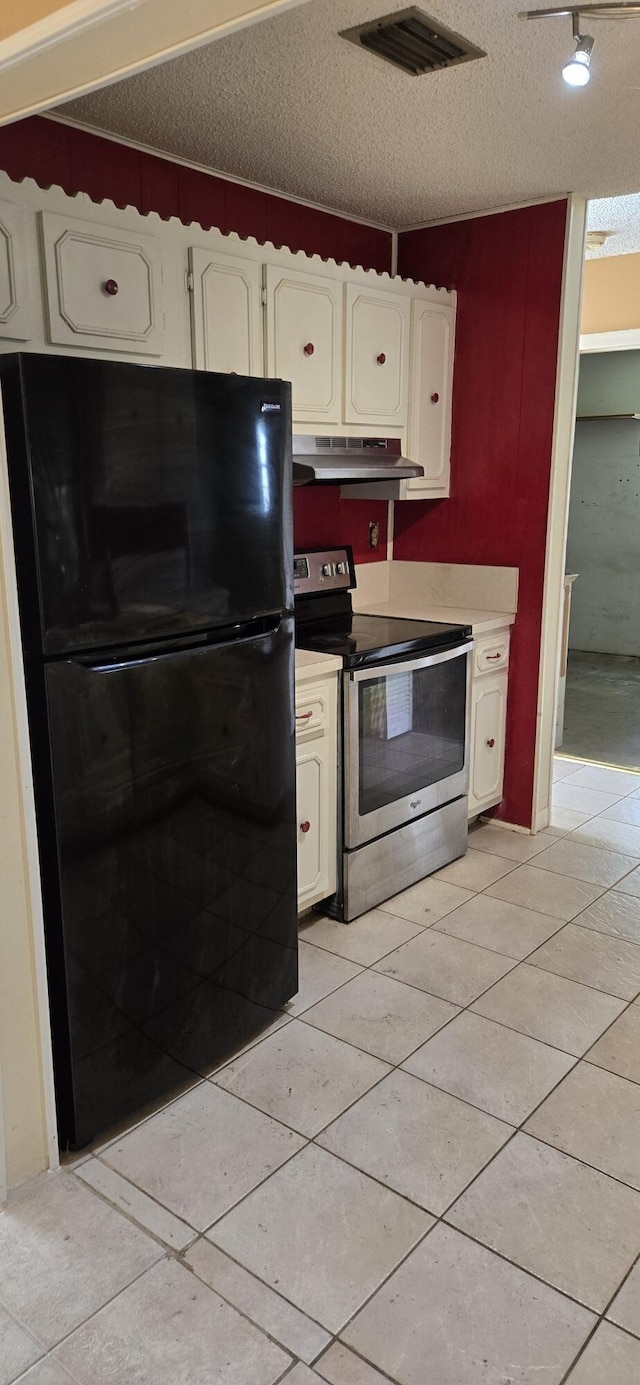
[578,350,640,416]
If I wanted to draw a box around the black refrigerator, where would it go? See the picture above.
[0,353,298,1150]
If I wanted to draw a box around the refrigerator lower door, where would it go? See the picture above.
[38,618,297,1148]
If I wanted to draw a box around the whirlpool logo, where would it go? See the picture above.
[260,401,281,413]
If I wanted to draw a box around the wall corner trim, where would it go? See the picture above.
[533,193,588,831]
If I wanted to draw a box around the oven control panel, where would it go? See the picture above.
[294,547,355,596]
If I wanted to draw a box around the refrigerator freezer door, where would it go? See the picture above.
[1,354,292,656]
[37,618,297,1148]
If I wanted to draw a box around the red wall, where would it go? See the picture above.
[396,200,567,828]
[0,116,391,564]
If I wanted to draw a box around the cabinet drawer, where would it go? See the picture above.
[295,686,330,735]
[40,211,164,356]
[473,632,510,677]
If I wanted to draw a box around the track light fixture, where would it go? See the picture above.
[563,16,594,83]
[519,3,640,88]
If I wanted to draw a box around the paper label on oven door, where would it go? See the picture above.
[384,671,413,739]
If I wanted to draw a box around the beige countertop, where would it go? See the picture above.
[295,649,342,680]
[359,600,516,636]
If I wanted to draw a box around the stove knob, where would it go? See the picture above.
[321,563,334,577]
[336,562,347,575]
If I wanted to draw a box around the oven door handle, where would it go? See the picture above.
[348,640,474,682]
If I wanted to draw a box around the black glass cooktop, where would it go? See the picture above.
[295,612,471,670]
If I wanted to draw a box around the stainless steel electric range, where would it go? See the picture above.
[294,546,473,921]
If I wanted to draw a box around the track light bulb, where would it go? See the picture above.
[562,34,594,86]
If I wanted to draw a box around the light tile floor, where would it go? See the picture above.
[5,757,640,1382]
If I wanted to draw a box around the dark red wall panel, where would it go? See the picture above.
[0,115,393,563]
[0,116,392,270]
[292,488,387,565]
[396,200,567,828]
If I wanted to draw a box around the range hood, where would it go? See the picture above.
[292,435,423,485]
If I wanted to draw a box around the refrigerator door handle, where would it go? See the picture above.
[76,618,283,674]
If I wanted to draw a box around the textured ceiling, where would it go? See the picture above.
[586,194,640,257]
[59,0,640,228]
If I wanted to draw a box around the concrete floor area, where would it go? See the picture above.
[562,651,640,770]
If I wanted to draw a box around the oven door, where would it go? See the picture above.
[344,642,473,850]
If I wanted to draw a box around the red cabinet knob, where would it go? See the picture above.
[377,352,386,365]
[300,820,311,834]
[430,392,439,404]
[303,342,315,356]
[486,738,496,749]
[103,278,119,296]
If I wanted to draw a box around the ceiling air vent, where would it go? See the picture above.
[340,7,485,77]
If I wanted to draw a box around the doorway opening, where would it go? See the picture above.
[556,194,640,775]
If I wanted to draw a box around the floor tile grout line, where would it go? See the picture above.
[297,915,433,967]
[22,1256,170,1373]
[73,1157,199,1248]
[556,1246,640,1383]
[0,1297,51,1355]
[182,1234,333,1342]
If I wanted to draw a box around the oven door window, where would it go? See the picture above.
[358,656,466,817]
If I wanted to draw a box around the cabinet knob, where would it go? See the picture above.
[486,738,496,749]
[430,391,439,404]
[303,342,315,356]
[103,278,119,296]
[486,652,502,661]
[377,352,386,365]
[300,820,311,834]
[295,709,313,722]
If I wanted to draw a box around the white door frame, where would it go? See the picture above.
[0,412,59,1194]
[532,195,588,831]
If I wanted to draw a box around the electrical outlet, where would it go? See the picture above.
[369,521,381,550]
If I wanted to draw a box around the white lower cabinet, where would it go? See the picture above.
[468,629,510,818]
[295,670,338,912]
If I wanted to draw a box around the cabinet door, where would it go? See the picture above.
[190,247,263,375]
[469,674,508,816]
[265,264,341,424]
[344,283,409,427]
[404,299,454,497]
[0,199,30,341]
[40,211,164,356]
[296,739,331,907]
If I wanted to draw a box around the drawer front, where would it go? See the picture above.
[474,631,510,677]
[295,686,330,735]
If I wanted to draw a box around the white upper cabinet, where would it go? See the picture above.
[0,173,457,490]
[344,283,410,428]
[404,299,455,498]
[0,199,30,341]
[265,264,342,424]
[190,246,263,376]
[40,211,165,356]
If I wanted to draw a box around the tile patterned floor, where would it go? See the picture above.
[5,756,640,1382]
